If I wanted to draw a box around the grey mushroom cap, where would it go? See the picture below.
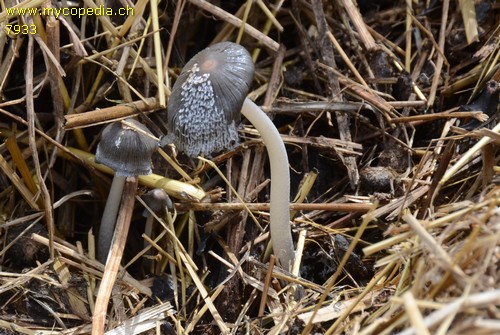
[141,188,173,217]
[164,41,255,157]
[96,119,158,177]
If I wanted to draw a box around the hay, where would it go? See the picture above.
[0,0,498,334]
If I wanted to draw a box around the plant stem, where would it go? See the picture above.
[98,175,126,263]
[241,98,295,271]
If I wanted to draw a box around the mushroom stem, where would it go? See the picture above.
[143,214,155,272]
[241,98,295,271]
[97,175,126,263]
[93,176,138,335]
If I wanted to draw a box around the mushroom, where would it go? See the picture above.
[141,188,173,272]
[95,118,158,263]
[163,42,295,270]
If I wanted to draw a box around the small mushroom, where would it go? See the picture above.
[141,188,173,272]
[142,188,173,216]
[164,42,295,270]
[95,118,158,263]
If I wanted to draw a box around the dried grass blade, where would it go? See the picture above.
[64,97,159,129]
[62,147,207,202]
[188,0,279,52]
[327,31,369,87]
[52,258,89,319]
[396,290,500,335]
[458,0,479,44]
[403,213,468,287]
[180,250,230,334]
[150,0,165,107]
[405,0,412,72]
[427,0,450,107]
[440,122,500,185]
[290,170,318,219]
[93,177,138,335]
[323,263,394,335]
[26,36,55,258]
[256,0,283,32]
[402,291,431,335]
[338,0,377,51]
[5,135,38,195]
[258,255,276,316]
[302,204,377,334]
[31,235,152,296]
[104,303,174,335]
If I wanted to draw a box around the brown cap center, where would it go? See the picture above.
[200,58,218,72]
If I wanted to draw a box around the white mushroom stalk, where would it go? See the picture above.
[241,98,295,271]
[163,42,295,270]
[98,174,126,262]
